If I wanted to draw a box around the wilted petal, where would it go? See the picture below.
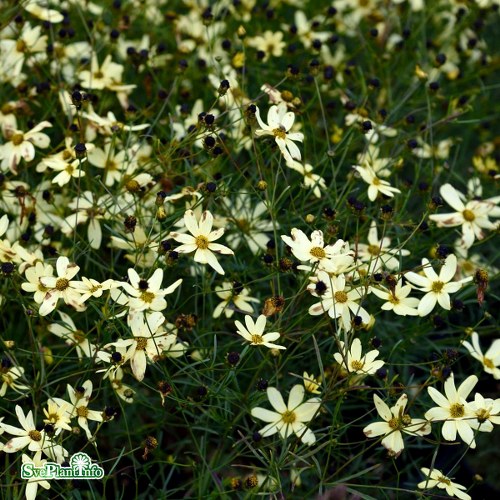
[364,421,391,437]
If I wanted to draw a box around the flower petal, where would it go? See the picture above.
[267,387,287,413]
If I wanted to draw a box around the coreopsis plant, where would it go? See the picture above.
[371,279,420,316]
[0,406,68,463]
[223,194,275,254]
[286,159,327,198]
[66,381,103,440]
[405,254,471,316]
[333,338,385,377]
[468,393,500,434]
[429,182,500,248]
[462,331,500,379]
[38,256,84,316]
[281,228,353,272]
[250,385,321,445]
[107,311,178,381]
[363,394,431,457]
[0,358,29,397]
[42,399,73,435]
[212,281,259,318]
[48,312,98,359]
[356,221,410,272]
[255,102,304,163]
[21,452,52,500]
[353,164,401,201]
[235,314,285,350]
[425,373,478,448]
[302,372,321,394]
[418,467,471,500]
[308,272,370,331]
[170,209,234,275]
[0,121,52,173]
[117,268,182,313]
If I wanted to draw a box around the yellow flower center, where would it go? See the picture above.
[368,244,380,255]
[450,403,465,418]
[251,334,264,345]
[45,412,59,424]
[235,218,250,232]
[281,410,296,424]
[76,406,89,418]
[388,293,400,305]
[437,476,451,486]
[350,360,364,371]
[401,414,412,426]
[73,330,86,344]
[273,127,287,139]
[372,177,381,186]
[475,408,490,423]
[126,179,140,192]
[55,278,70,291]
[140,291,155,303]
[29,430,42,441]
[310,247,326,259]
[483,357,494,369]
[16,39,27,53]
[388,417,399,429]
[334,291,348,303]
[105,159,118,171]
[124,389,134,398]
[195,235,209,249]
[11,133,25,145]
[94,70,104,79]
[462,209,475,221]
[135,337,148,350]
[431,281,444,293]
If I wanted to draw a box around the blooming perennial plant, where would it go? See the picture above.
[363,394,431,457]
[251,385,321,445]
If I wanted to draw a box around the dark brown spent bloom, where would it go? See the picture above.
[474,269,488,306]
[124,215,137,233]
[279,257,293,272]
[384,274,397,293]
[142,436,158,460]
[158,381,173,406]
[262,295,285,316]
[157,381,173,396]
[244,475,258,489]
[144,436,158,449]
[175,313,197,330]
[231,477,243,490]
